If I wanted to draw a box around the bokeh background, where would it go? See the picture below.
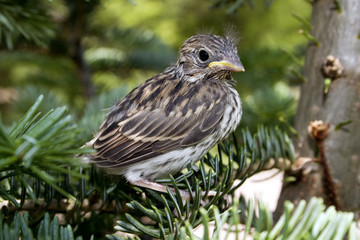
[0,0,310,143]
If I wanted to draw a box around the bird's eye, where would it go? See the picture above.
[198,50,209,62]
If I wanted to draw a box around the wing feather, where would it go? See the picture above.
[92,76,228,168]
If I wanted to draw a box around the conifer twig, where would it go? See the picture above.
[308,120,341,209]
[1,198,121,213]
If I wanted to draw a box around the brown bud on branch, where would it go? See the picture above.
[321,55,344,80]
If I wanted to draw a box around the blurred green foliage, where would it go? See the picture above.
[0,0,310,134]
[0,0,55,49]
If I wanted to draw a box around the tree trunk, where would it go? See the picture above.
[67,0,96,100]
[277,0,360,215]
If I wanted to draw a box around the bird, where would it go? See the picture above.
[90,34,245,198]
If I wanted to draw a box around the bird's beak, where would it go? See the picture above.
[208,58,245,72]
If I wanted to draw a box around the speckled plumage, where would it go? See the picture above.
[90,34,244,191]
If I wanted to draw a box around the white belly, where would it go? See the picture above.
[123,88,242,182]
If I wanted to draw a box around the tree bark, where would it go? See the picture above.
[277,0,360,214]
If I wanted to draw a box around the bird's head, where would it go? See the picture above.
[176,34,245,83]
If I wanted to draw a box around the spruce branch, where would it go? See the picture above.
[178,197,356,240]
[0,1,55,49]
[0,211,84,240]
[0,95,91,206]
[117,197,356,239]
[1,95,299,239]
[1,198,356,240]
[109,126,295,239]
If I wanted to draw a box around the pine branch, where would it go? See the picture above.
[171,197,357,240]
[108,126,295,239]
[252,198,355,239]
[0,95,91,206]
[0,1,55,49]
[1,198,357,240]
[0,211,84,240]
[0,95,299,239]
[1,198,118,213]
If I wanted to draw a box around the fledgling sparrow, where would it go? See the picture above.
[90,34,244,198]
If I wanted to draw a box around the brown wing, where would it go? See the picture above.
[92,74,227,168]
